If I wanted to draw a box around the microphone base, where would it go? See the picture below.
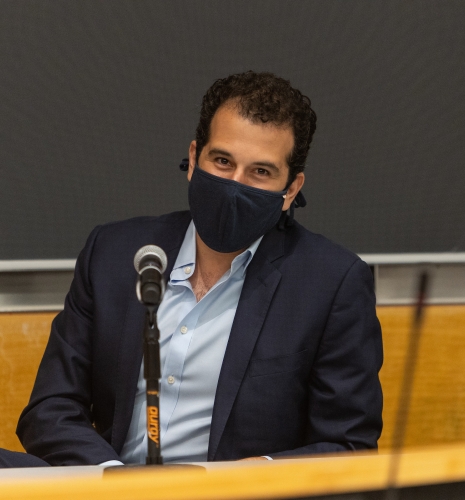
[103,463,205,475]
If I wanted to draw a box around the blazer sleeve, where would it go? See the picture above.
[270,258,383,458]
[16,226,121,465]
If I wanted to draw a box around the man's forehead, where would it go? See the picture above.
[210,104,294,141]
[219,99,293,133]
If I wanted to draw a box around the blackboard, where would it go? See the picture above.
[1,0,464,258]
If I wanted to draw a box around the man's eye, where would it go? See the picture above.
[256,168,269,176]
[217,158,229,165]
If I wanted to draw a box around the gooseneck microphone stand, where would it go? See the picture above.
[134,245,167,465]
[384,271,430,500]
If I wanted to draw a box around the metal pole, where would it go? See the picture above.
[144,306,163,465]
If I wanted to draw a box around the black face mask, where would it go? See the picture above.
[188,166,287,253]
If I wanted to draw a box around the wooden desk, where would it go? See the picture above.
[2,443,465,500]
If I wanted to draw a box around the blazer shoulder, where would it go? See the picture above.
[93,211,191,242]
[91,211,191,246]
[79,211,191,274]
[284,221,366,277]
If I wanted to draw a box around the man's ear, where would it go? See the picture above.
[187,140,197,181]
[282,172,305,211]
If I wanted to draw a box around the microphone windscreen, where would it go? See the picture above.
[134,245,168,274]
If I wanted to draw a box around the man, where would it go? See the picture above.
[17,71,382,465]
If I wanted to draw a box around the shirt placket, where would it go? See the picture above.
[159,285,202,439]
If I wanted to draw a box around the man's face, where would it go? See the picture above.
[188,104,304,211]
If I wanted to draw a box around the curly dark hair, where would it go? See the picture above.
[195,71,317,184]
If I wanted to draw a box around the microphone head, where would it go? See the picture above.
[134,245,168,274]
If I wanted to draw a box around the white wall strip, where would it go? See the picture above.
[375,264,465,305]
[0,260,76,272]
[0,271,73,312]
[359,253,465,265]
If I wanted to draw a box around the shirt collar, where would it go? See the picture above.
[169,221,262,282]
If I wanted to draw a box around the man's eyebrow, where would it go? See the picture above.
[207,148,233,158]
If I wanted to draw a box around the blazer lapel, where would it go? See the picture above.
[111,213,191,452]
[208,227,285,460]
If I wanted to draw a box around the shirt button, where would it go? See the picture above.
[167,375,175,384]
[184,266,191,274]
[180,325,188,334]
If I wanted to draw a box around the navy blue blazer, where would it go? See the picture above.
[17,211,383,465]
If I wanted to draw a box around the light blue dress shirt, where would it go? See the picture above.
[120,221,262,464]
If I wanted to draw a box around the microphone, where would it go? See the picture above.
[134,245,168,307]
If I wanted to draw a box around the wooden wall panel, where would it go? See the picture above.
[378,305,465,451]
[0,312,57,452]
[0,306,465,455]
